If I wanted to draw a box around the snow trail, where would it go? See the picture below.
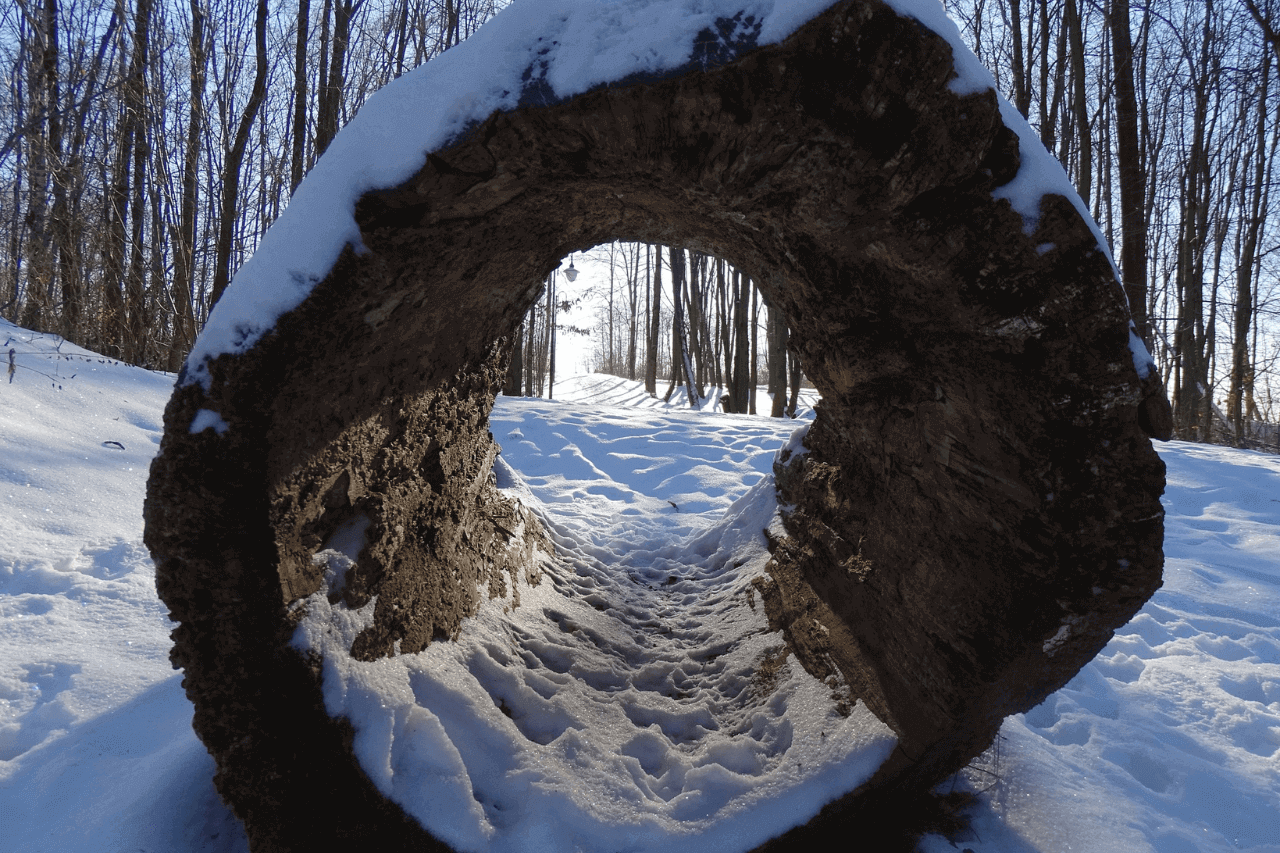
[292,392,896,853]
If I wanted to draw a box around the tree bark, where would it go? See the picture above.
[663,246,683,402]
[1065,0,1090,203]
[1227,47,1270,444]
[17,0,59,335]
[122,0,153,364]
[503,322,523,396]
[168,0,207,370]
[731,269,750,413]
[1171,0,1217,440]
[290,0,310,194]
[209,0,268,310]
[1111,0,1150,346]
[645,243,660,395]
[767,304,787,417]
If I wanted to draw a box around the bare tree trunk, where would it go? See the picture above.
[1111,0,1150,345]
[547,272,556,398]
[101,0,153,357]
[786,349,802,418]
[290,0,310,194]
[1009,0,1031,117]
[315,0,332,163]
[749,283,758,415]
[444,0,459,49]
[316,0,360,158]
[1228,47,1270,444]
[504,321,523,396]
[167,0,206,370]
[1172,0,1217,439]
[626,243,639,381]
[122,0,154,364]
[17,0,58,335]
[1038,0,1052,148]
[523,307,535,397]
[35,0,82,341]
[731,269,750,413]
[209,0,268,310]
[768,304,787,418]
[1065,0,1090,203]
[661,246,700,407]
[645,243,660,395]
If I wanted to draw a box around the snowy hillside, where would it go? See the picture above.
[1,320,1278,852]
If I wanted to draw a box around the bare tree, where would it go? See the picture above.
[209,0,267,310]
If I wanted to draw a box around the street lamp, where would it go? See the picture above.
[564,256,578,282]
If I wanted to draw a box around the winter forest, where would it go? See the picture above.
[4,3,1280,852]
[2,0,1280,433]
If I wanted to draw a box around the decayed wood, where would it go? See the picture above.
[145,2,1170,848]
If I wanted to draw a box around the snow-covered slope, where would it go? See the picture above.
[2,329,1277,852]
[0,319,247,852]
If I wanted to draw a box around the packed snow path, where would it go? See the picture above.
[292,390,895,851]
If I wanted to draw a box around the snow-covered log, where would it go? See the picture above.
[144,0,1171,848]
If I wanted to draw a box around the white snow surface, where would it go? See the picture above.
[186,0,1155,390]
[5,327,1278,852]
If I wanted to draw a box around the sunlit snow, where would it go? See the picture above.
[3,319,1279,852]
[291,387,892,852]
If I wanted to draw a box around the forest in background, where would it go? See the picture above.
[2,0,1279,443]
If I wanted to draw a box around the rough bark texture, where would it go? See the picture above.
[144,2,1171,849]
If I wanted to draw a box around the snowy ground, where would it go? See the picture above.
[2,319,1278,852]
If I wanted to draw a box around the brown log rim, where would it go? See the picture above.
[144,1,1171,849]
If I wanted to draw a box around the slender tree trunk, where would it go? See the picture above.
[1038,0,1052,148]
[18,0,59,335]
[1172,0,1217,439]
[663,246,683,402]
[504,322,523,396]
[627,244,639,381]
[1065,0,1090,203]
[646,243,661,395]
[209,0,268,310]
[786,349,802,418]
[768,304,787,418]
[36,0,82,341]
[1111,0,1150,344]
[167,0,206,369]
[1228,48,1270,444]
[57,9,118,345]
[316,0,358,158]
[315,0,334,158]
[444,0,459,49]
[122,0,154,363]
[749,283,758,415]
[732,269,750,414]
[523,307,535,397]
[290,0,310,194]
[547,272,556,399]
[1010,0,1031,117]
[101,0,151,357]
